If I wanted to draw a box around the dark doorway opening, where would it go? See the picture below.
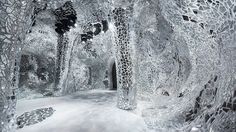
[111,62,117,90]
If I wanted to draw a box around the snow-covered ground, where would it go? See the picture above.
[16,90,149,132]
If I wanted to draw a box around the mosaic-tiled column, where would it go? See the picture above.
[54,33,69,94]
[112,7,137,110]
[53,1,77,94]
[0,0,32,131]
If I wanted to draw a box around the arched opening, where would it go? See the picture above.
[107,58,118,90]
[111,62,117,90]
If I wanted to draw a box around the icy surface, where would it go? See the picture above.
[16,90,148,132]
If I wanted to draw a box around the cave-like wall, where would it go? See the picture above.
[133,0,236,131]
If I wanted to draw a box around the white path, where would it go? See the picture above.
[16,90,148,132]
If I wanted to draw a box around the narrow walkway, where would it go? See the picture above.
[16,90,148,132]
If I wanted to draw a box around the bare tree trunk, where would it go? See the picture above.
[0,1,32,131]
